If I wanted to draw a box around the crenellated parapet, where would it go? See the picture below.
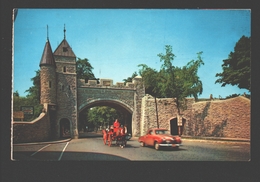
[77,78,135,89]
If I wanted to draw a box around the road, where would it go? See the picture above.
[12,133,250,161]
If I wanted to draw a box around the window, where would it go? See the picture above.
[63,66,66,72]
[63,47,68,52]
[49,81,52,88]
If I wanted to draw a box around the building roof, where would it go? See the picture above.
[53,38,76,58]
[39,39,56,67]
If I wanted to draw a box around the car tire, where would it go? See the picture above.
[140,141,145,147]
[154,142,160,150]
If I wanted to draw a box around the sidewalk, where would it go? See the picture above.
[181,135,250,142]
[129,136,250,143]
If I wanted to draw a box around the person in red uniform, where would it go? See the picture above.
[113,119,120,128]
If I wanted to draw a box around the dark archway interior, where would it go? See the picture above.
[60,118,71,138]
[170,118,178,135]
[78,100,133,135]
[170,118,186,136]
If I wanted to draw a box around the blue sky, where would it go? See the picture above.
[13,9,251,98]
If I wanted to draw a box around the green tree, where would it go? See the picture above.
[123,71,138,84]
[13,90,19,97]
[85,106,123,131]
[25,70,40,101]
[13,90,43,121]
[76,58,96,82]
[139,45,204,132]
[215,35,251,91]
[23,70,42,120]
[158,46,204,113]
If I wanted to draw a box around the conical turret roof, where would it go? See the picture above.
[39,39,56,67]
[53,38,76,57]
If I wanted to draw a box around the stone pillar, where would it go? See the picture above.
[132,76,145,137]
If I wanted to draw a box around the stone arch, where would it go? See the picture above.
[78,99,133,113]
[169,116,186,136]
[59,118,71,138]
[78,99,133,135]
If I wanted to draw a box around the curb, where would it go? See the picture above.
[181,136,250,142]
[132,136,249,143]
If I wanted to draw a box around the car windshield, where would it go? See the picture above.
[155,130,170,135]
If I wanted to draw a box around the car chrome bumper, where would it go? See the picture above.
[159,144,180,147]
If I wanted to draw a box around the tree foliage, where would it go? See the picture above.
[25,70,40,101]
[76,58,96,82]
[215,35,251,91]
[78,106,124,130]
[138,65,161,97]
[157,46,204,100]
[13,91,42,121]
[158,46,204,112]
[138,45,204,117]
[123,71,138,84]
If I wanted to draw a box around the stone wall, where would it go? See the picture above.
[186,96,250,138]
[13,104,51,143]
[77,87,135,112]
[132,76,145,137]
[40,66,56,104]
[140,95,194,135]
[140,95,250,139]
[55,56,78,139]
[77,76,145,137]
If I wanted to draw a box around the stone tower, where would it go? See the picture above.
[39,27,57,105]
[53,25,78,139]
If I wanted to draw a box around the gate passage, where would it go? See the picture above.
[102,119,127,148]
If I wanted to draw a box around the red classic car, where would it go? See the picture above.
[138,128,182,150]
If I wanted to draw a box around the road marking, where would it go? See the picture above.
[58,142,69,161]
[30,144,51,156]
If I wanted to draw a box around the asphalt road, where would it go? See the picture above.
[12,133,250,161]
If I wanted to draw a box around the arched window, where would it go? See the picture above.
[63,66,66,72]
[49,81,52,88]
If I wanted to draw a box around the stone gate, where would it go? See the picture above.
[12,27,250,143]
[77,77,145,138]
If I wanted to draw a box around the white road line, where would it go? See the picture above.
[30,144,51,156]
[58,142,69,161]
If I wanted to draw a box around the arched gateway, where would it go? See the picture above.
[13,27,251,144]
[39,27,144,139]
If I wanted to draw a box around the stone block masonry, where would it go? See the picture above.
[13,104,51,143]
[140,95,250,139]
[187,96,250,139]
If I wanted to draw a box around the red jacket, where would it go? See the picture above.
[113,121,120,128]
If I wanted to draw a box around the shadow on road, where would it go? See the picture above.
[12,151,130,161]
[140,145,187,152]
[104,143,139,149]
[79,131,103,138]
